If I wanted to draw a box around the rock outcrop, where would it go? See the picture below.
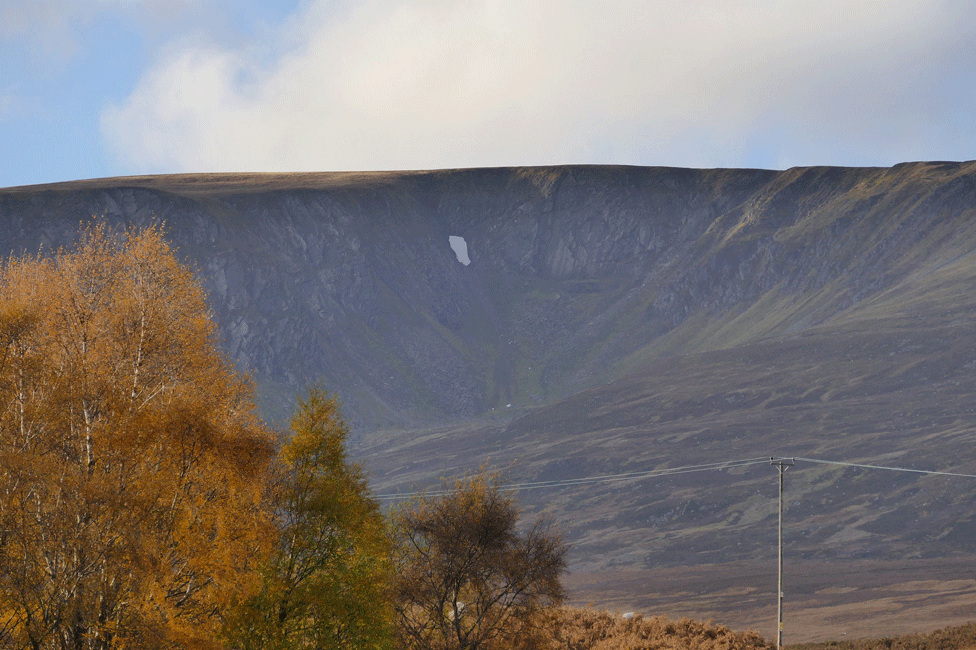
[6,162,976,629]
[2,163,976,432]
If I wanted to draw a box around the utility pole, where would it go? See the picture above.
[771,457,794,650]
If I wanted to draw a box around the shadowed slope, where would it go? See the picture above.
[3,162,975,430]
[4,162,976,639]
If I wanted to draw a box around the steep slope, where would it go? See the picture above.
[4,162,976,639]
[3,163,975,431]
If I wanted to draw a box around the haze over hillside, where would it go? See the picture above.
[3,162,976,640]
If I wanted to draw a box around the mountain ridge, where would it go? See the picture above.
[4,162,976,638]
[2,161,975,427]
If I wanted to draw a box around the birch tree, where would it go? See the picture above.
[0,226,275,650]
[391,474,567,650]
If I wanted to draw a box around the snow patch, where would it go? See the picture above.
[449,236,470,265]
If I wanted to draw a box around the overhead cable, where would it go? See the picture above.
[794,456,976,479]
[375,456,771,501]
[376,454,976,501]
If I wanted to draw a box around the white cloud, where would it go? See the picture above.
[102,0,976,173]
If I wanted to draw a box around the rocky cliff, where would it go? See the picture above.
[6,162,976,634]
[3,163,974,435]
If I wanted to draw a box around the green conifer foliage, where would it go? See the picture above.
[225,389,393,650]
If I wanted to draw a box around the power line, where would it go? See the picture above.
[795,457,976,479]
[503,457,772,490]
[375,457,771,500]
[374,451,976,646]
[375,455,976,501]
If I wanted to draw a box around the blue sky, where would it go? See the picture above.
[2,0,975,189]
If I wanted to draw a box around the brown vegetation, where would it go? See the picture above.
[790,623,976,650]
[391,473,567,650]
[543,608,772,650]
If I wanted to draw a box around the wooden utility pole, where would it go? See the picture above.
[771,457,794,650]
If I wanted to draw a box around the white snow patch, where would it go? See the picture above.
[449,236,470,265]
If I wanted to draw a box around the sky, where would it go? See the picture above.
[2,0,975,189]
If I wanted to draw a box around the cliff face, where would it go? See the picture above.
[2,163,976,431]
[5,163,976,631]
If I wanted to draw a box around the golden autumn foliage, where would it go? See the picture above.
[0,226,276,650]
